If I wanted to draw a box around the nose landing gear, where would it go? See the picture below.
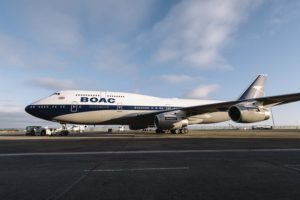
[59,124,69,136]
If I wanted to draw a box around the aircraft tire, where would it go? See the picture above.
[62,130,69,136]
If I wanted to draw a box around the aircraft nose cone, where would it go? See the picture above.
[25,105,37,117]
[24,104,52,120]
[25,105,32,115]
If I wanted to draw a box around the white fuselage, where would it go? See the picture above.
[26,90,230,126]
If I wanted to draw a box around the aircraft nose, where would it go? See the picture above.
[25,105,32,115]
[25,104,53,120]
[25,104,42,118]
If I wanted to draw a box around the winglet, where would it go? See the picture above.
[238,74,267,100]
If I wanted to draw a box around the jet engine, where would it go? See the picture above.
[228,105,270,123]
[155,113,188,130]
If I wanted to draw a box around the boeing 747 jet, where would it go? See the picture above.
[25,75,300,134]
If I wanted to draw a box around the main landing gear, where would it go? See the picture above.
[170,128,189,134]
[155,128,189,134]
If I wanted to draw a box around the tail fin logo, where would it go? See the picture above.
[253,86,264,93]
[238,74,267,100]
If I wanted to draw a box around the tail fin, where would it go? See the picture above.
[238,74,267,100]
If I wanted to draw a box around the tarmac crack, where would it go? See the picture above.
[257,159,300,175]
[283,164,300,172]
[45,160,107,200]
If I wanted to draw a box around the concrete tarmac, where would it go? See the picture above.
[1,130,300,200]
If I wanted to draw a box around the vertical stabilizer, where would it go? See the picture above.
[238,74,267,100]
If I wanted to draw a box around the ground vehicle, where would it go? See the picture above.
[45,127,69,136]
[25,126,69,136]
[69,125,86,133]
[119,126,125,132]
[252,125,273,130]
[25,126,47,136]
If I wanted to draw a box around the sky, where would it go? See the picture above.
[1,0,300,128]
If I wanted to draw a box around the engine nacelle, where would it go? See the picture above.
[228,105,270,123]
[155,113,188,130]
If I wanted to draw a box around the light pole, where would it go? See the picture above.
[271,108,275,128]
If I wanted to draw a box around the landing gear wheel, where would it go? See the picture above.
[171,130,176,134]
[182,128,189,134]
[61,130,69,136]
[179,128,189,134]
[30,130,35,136]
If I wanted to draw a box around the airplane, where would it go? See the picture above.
[25,74,300,134]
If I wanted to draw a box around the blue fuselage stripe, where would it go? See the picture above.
[26,104,182,120]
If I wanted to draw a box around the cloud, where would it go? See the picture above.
[268,0,300,26]
[0,100,60,128]
[0,110,57,129]
[185,84,220,98]
[22,0,157,73]
[92,41,137,75]
[1,0,262,73]
[0,33,68,69]
[83,0,157,36]
[0,103,23,113]
[145,0,260,69]
[155,74,201,84]
[0,0,157,71]
[0,102,52,128]
[27,78,77,91]
[0,34,25,67]
[27,7,83,53]
[22,0,157,53]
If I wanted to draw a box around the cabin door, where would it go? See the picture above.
[71,101,78,112]
[117,103,123,112]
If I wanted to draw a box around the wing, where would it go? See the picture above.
[125,92,300,125]
[183,92,300,116]
[255,92,300,107]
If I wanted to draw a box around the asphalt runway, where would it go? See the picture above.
[1,130,300,200]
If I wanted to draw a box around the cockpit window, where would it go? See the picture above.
[53,92,60,95]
